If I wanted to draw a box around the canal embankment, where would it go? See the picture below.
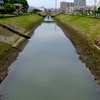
[54,14,100,83]
[0,14,43,42]
[0,14,43,83]
[1,15,100,100]
[0,14,43,50]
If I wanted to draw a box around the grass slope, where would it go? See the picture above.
[0,41,12,58]
[0,14,43,30]
[56,14,100,40]
[0,14,43,57]
[55,14,100,82]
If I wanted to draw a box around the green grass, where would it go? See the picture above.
[0,41,12,58]
[0,14,43,29]
[56,14,100,40]
[0,14,43,57]
[55,14,100,82]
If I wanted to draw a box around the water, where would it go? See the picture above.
[0,17,100,100]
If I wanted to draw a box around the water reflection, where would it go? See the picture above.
[0,48,20,83]
[0,36,29,84]
[43,15,55,23]
[0,18,40,84]
[0,17,100,100]
[57,22,100,84]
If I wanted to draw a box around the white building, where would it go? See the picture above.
[38,6,46,12]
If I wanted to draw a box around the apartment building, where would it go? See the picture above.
[60,1,67,12]
[60,1,74,13]
[66,2,74,13]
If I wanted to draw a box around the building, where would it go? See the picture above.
[0,0,4,10]
[38,6,46,12]
[86,6,94,11]
[74,0,86,6]
[13,4,23,13]
[28,6,36,12]
[74,0,86,14]
[60,1,67,12]
[66,2,74,13]
[85,5,94,14]
[74,0,86,9]
[60,1,74,13]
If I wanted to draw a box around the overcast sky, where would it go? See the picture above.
[27,0,100,8]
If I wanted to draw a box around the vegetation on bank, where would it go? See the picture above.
[3,0,29,13]
[0,14,43,57]
[56,14,100,40]
[55,14,100,82]
[0,41,12,58]
[0,14,43,30]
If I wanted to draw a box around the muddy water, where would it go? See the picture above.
[0,17,100,100]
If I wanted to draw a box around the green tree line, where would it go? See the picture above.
[4,0,29,11]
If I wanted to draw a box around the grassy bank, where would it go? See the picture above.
[0,41,12,58]
[0,14,43,30]
[0,14,43,57]
[55,14,100,82]
[56,14,100,40]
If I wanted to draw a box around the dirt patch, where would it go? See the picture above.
[0,48,20,83]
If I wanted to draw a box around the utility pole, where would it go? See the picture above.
[93,0,97,16]
[94,0,97,11]
[55,0,57,12]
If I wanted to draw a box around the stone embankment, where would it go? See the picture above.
[0,14,43,83]
[0,14,43,50]
[0,24,29,51]
[54,14,100,84]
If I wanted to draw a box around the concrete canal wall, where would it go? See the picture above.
[54,14,100,83]
[0,14,43,83]
[0,14,43,50]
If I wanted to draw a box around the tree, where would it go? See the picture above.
[3,0,29,12]
[97,7,100,11]
[4,3,16,13]
[97,7,100,16]
[32,9,42,14]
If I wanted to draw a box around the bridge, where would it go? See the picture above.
[36,12,60,17]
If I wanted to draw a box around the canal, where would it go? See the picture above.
[0,17,100,100]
